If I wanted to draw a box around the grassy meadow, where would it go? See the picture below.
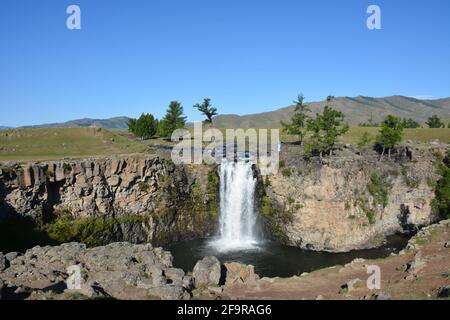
[0,126,448,162]
[0,127,146,162]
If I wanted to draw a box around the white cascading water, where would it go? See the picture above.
[210,159,259,252]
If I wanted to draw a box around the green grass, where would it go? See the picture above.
[0,127,146,161]
[1,126,448,162]
[340,127,450,144]
[190,127,450,144]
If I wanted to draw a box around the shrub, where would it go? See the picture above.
[138,181,150,192]
[367,172,390,208]
[361,204,376,224]
[401,167,420,189]
[281,168,293,177]
[431,164,450,219]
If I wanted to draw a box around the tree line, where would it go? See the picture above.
[280,94,442,161]
[359,114,449,128]
[128,98,218,140]
[281,95,350,159]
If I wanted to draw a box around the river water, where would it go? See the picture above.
[166,234,409,278]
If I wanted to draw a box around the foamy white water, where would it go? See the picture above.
[210,159,259,252]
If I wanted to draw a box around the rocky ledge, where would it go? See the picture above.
[0,242,258,300]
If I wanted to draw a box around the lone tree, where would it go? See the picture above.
[401,118,421,128]
[305,96,349,159]
[128,113,158,140]
[158,101,187,138]
[281,94,311,145]
[376,115,403,160]
[320,104,349,156]
[426,115,445,128]
[193,98,218,124]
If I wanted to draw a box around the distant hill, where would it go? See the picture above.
[212,96,450,128]
[21,117,131,130]
[0,126,13,130]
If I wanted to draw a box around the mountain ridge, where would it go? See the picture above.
[211,95,450,128]
[2,95,450,130]
[19,116,132,130]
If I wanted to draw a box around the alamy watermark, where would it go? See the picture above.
[366,265,381,290]
[367,5,381,30]
[170,122,280,175]
[64,5,382,32]
[66,5,81,30]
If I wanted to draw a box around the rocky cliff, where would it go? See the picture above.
[259,142,448,252]
[0,142,447,254]
[0,157,219,248]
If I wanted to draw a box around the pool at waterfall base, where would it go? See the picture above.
[166,234,409,278]
[167,159,410,278]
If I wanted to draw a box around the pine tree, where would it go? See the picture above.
[193,98,218,124]
[305,97,349,159]
[158,101,187,138]
[281,94,311,145]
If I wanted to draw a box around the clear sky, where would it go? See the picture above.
[1,0,449,127]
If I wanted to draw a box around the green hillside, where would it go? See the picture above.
[0,127,146,162]
[20,116,132,130]
[212,96,450,128]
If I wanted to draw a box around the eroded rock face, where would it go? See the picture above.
[0,157,219,246]
[261,143,447,252]
[192,256,222,288]
[0,242,190,300]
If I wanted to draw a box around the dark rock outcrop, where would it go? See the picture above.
[0,242,191,300]
[0,157,219,247]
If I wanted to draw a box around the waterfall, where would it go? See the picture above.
[210,159,260,251]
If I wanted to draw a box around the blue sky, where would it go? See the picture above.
[1,0,449,126]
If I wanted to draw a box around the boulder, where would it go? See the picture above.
[407,251,427,274]
[193,256,222,288]
[5,252,19,263]
[147,285,189,300]
[164,268,185,285]
[224,262,259,286]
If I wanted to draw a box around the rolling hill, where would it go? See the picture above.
[20,116,131,130]
[212,96,450,128]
